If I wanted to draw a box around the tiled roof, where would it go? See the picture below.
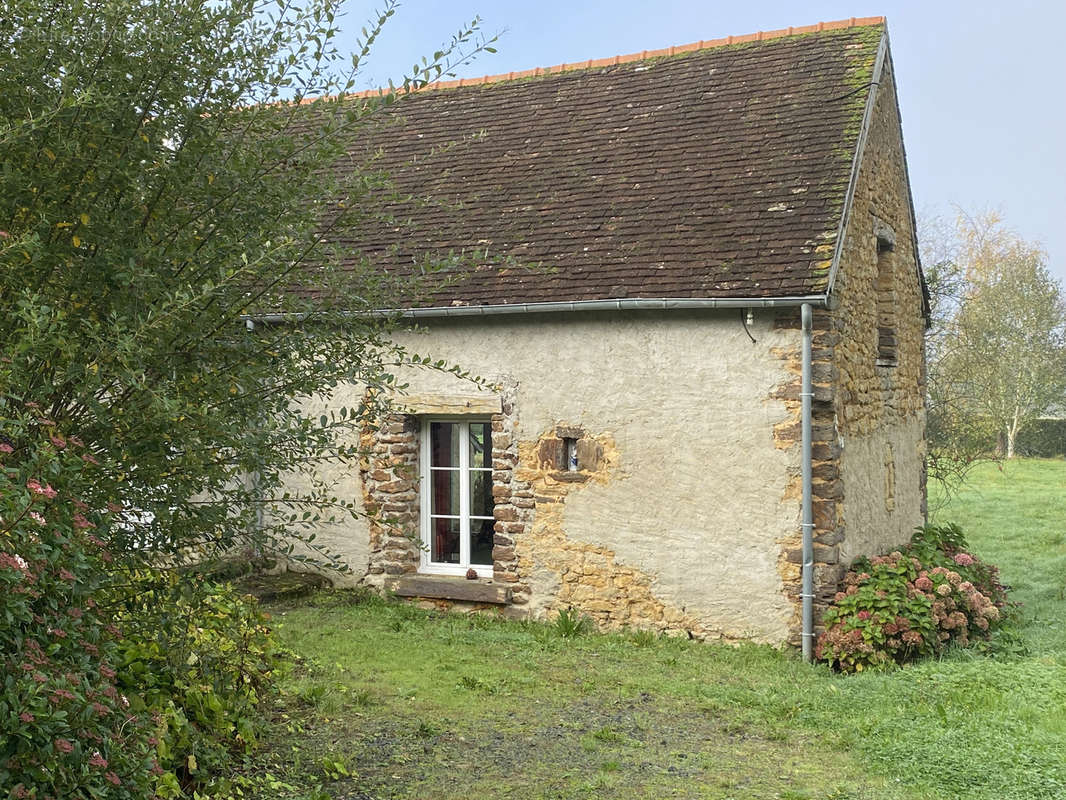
[335,18,886,307]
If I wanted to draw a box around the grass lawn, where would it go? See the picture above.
[242,459,1066,799]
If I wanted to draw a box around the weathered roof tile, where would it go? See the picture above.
[338,19,884,307]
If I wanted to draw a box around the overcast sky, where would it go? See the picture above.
[339,0,1066,285]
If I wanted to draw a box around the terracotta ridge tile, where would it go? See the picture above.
[298,16,884,104]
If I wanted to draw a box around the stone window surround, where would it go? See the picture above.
[363,391,530,607]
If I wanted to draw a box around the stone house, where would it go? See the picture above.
[288,16,928,648]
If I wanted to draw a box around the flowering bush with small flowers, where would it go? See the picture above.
[2,403,277,798]
[0,409,158,797]
[816,524,1011,672]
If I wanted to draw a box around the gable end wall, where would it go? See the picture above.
[827,54,927,577]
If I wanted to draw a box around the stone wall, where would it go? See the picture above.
[831,55,927,569]
[299,311,803,642]
[360,393,528,602]
[360,414,421,581]
[768,57,927,640]
[771,309,850,644]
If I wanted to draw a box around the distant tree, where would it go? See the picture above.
[919,214,991,494]
[928,213,1066,464]
[0,0,494,564]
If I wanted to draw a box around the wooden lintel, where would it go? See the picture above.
[397,393,502,415]
[386,575,512,604]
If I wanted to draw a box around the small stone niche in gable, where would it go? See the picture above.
[537,425,604,481]
[873,216,898,368]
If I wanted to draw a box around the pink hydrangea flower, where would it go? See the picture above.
[0,442,13,453]
[49,435,66,449]
[54,738,73,754]
[89,751,108,768]
[104,771,120,786]
[19,712,34,723]
[953,552,976,566]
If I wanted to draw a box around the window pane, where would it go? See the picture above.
[470,518,495,566]
[469,422,492,468]
[430,422,459,467]
[431,470,459,517]
[470,469,494,518]
[431,517,461,564]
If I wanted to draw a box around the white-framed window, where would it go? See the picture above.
[419,419,495,576]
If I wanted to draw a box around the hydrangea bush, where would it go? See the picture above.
[816,523,1010,672]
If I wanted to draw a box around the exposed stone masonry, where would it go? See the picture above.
[771,310,847,645]
[770,60,927,645]
[361,392,526,598]
[360,408,729,638]
[361,414,420,581]
[487,393,532,608]
[512,428,728,639]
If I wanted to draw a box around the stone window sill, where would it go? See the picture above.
[386,574,512,604]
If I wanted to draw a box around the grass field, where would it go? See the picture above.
[243,459,1066,799]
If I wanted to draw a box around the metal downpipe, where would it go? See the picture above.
[800,304,815,661]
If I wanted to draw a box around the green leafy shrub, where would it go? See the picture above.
[816,524,1009,672]
[0,407,158,797]
[110,572,276,796]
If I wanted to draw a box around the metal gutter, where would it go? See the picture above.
[244,294,832,324]
[823,30,889,303]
